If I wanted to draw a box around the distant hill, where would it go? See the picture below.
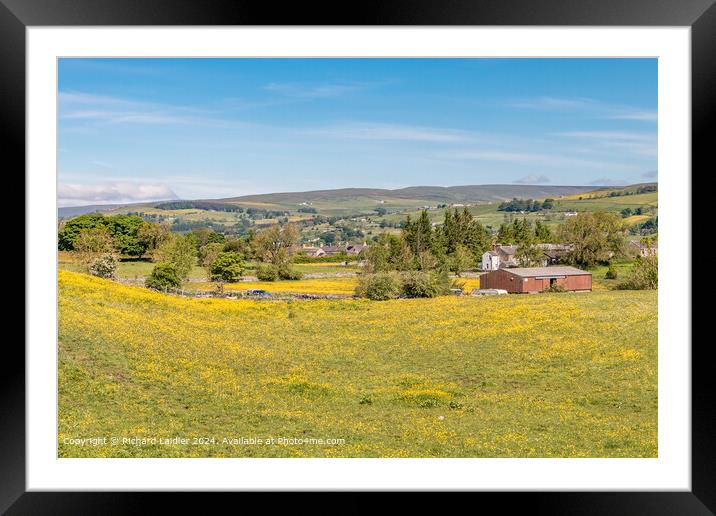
[217,184,593,206]
[58,204,128,219]
[59,184,628,218]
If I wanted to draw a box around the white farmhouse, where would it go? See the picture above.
[481,250,501,271]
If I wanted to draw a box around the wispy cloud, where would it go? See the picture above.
[89,160,113,169]
[58,181,178,207]
[438,149,633,171]
[642,170,658,178]
[557,130,657,157]
[514,174,550,184]
[588,178,628,186]
[557,130,653,142]
[510,96,657,123]
[59,91,217,126]
[509,96,596,110]
[608,111,658,122]
[305,122,472,143]
[264,81,367,99]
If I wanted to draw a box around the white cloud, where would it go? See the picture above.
[264,82,364,99]
[642,170,658,178]
[509,96,596,110]
[59,91,217,126]
[510,96,657,123]
[558,131,653,142]
[557,130,657,157]
[513,175,550,184]
[306,122,471,143]
[438,149,633,171]
[588,178,628,186]
[608,111,658,122]
[58,182,178,207]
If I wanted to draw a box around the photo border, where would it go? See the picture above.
[5,0,710,512]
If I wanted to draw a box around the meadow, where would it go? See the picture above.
[58,270,657,458]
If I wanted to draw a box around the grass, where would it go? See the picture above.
[58,270,657,458]
[58,254,208,281]
[192,277,359,296]
[588,261,637,291]
[292,263,361,275]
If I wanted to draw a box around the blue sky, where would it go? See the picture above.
[58,58,657,206]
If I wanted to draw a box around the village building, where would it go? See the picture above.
[480,266,592,293]
[481,243,573,270]
[346,243,369,255]
[300,246,325,257]
[481,245,520,270]
[321,245,345,256]
[629,240,658,257]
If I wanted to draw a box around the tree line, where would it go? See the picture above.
[498,198,554,213]
[58,213,311,290]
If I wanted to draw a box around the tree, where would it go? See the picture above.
[145,262,181,290]
[209,251,244,282]
[103,214,147,256]
[515,241,545,267]
[497,222,514,244]
[558,212,626,267]
[199,242,225,269]
[251,224,300,267]
[512,218,533,244]
[440,208,491,263]
[74,227,115,266]
[88,254,117,279]
[403,211,435,260]
[256,263,279,281]
[154,234,197,279]
[223,237,251,256]
[447,244,473,276]
[58,213,107,250]
[400,270,452,298]
[617,255,657,290]
[354,272,402,300]
[363,233,414,273]
[534,220,554,243]
[190,227,212,248]
[138,221,172,256]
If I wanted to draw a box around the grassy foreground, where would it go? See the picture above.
[58,270,657,458]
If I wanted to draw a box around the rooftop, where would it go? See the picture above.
[498,266,591,277]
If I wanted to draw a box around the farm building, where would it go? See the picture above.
[481,243,573,270]
[346,242,369,255]
[628,239,658,257]
[300,246,325,257]
[480,266,592,293]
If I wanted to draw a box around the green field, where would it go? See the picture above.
[58,270,657,458]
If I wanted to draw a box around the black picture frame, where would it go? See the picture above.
[4,0,710,512]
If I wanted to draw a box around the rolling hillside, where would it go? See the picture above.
[59,184,596,218]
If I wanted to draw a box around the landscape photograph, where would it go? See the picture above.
[57,58,658,458]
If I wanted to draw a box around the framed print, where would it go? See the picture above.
[4,0,712,512]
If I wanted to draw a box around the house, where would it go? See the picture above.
[480,245,521,270]
[481,245,519,270]
[540,243,572,265]
[629,240,658,257]
[321,245,345,256]
[481,243,573,270]
[300,246,325,257]
[346,243,369,255]
[481,250,501,271]
[480,266,592,293]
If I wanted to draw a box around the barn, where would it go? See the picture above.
[480,266,592,293]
